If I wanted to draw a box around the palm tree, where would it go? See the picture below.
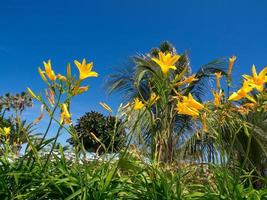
[106,41,227,163]
[0,92,33,154]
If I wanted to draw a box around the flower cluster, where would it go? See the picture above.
[132,51,267,120]
[229,65,267,102]
[176,93,204,117]
[28,58,98,125]
[132,51,204,117]
[0,127,10,137]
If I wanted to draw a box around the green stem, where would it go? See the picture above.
[241,124,253,170]
[25,93,62,169]
[42,125,63,171]
[38,92,62,149]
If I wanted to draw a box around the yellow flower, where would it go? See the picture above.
[133,98,145,110]
[99,102,113,113]
[242,65,267,92]
[182,75,198,84]
[214,72,222,89]
[175,75,198,86]
[60,103,71,125]
[227,55,236,77]
[43,60,57,81]
[151,52,180,74]
[176,93,204,117]
[176,102,199,117]
[3,127,11,136]
[228,81,255,102]
[184,93,204,110]
[212,90,222,107]
[38,67,48,82]
[73,86,89,95]
[57,74,67,81]
[148,92,160,104]
[74,59,98,80]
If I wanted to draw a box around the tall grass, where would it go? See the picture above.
[1,150,266,199]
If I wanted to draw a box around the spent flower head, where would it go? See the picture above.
[227,55,236,77]
[214,72,222,89]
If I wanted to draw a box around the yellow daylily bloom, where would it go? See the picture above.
[176,93,204,117]
[242,65,267,92]
[3,127,11,136]
[227,55,236,77]
[228,81,255,102]
[57,74,67,81]
[99,102,113,113]
[182,75,198,84]
[43,60,57,81]
[212,90,223,107]
[74,59,98,80]
[184,93,204,110]
[175,75,198,86]
[60,103,71,125]
[148,92,160,104]
[176,102,200,117]
[152,51,180,74]
[214,72,222,89]
[1,127,11,137]
[133,98,145,110]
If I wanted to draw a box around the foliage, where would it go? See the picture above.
[0,92,33,154]
[68,111,126,153]
[107,41,227,162]
[0,153,266,199]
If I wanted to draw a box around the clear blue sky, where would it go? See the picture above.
[1,0,267,144]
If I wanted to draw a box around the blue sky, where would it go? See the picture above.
[1,0,267,144]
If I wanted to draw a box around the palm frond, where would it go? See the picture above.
[185,58,228,100]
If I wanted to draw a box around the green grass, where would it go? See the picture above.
[0,150,266,200]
